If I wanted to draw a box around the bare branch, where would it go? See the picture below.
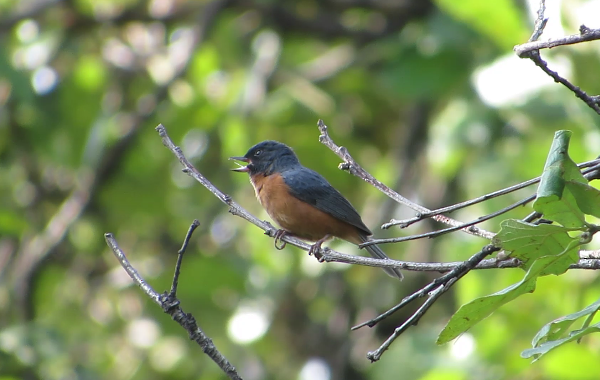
[516,27,600,57]
[528,0,548,42]
[155,123,414,273]
[384,158,600,229]
[364,240,600,362]
[383,177,540,229]
[169,219,201,298]
[526,50,600,114]
[316,119,496,240]
[104,233,243,380]
[157,123,600,274]
[369,158,600,245]
[156,121,600,364]
[364,194,535,247]
[514,0,600,115]
[357,245,499,362]
[105,233,162,304]
[324,254,598,272]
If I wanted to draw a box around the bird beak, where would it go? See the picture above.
[229,156,250,172]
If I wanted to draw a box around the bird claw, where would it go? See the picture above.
[308,235,330,262]
[274,229,287,250]
[308,244,319,257]
[314,250,325,262]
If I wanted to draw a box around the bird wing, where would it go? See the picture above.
[281,168,372,236]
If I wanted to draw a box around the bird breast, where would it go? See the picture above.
[249,173,357,242]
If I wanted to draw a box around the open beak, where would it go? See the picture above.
[229,156,250,172]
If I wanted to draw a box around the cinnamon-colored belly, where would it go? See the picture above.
[250,173,359,243]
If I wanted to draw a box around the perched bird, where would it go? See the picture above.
[230,140,403,280]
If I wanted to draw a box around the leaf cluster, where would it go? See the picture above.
[439,131,600,361]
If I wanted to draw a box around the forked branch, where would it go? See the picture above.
[104,225,243,380]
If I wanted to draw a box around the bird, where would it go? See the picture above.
[230,140,403,280]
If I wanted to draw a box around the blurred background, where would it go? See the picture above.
[2,0,600,379]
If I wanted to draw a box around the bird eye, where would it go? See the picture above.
[254,150,262,156]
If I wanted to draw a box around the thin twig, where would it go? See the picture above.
[316,119,496,240]
[105,234,161,304]
[528,0,548,42]
[305,249,599,272]
[381,151,600,229]
[527,50,600,114]
[363,195,536,247]
[155,123,404,272]
[514,0,600,115]
[155,123,422,272]
[357,155,600,360]
[383,158,600,229]
[383,176,540,229]
[157,123,600,274]
[156,122,600,363]
[358,245,499,362]
[104,233,243,380]
[369,159,600,245]
[169,219,200,298]
[516,26,600,57]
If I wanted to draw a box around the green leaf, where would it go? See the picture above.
[533,130,586,228]
[530,298,600,348]
[534,189,586,228]
[492,220,577,271]
[437,240,580,345]
[521,322,600,361]
[565,181,600,218]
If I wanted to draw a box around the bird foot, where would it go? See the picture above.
[274,229,288,250]
[308,235,330,262]
[308,243,321,260]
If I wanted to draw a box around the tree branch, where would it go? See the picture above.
[316,119,496,240]
[156,121,600,363]
[382,176,540,229]
[155,123,415,272]
[383,158,600,230]
[315,114,600,360]
[368,157,600,246]
[527,49,600,114]
[169,219,200,298]
[155,123,505,275]
[357,245,500,361]
[527,0,548,42]
[516,27,600,57]
[513,0,600,115]
[104,232,243,380]
[157,123,600,274]
[364,195,536,247]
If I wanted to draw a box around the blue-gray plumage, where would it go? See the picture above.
[231,140,403,280]
[281,168,371,236]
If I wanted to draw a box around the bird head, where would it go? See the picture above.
[230,140,299,175]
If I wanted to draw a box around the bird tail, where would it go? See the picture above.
[357,233,404,280]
